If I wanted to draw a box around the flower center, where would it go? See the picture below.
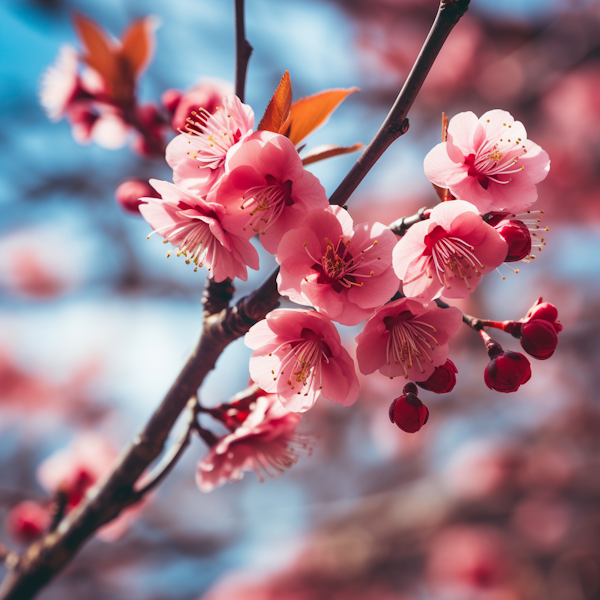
[183,106,242,169]
[240,176,294,235]
[303,236,379,293]
[269,328,332,397]
[383,312,440,378]
[422,225,484,291]
[465,121,529,189]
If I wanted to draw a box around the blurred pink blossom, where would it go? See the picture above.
[197,394,312,492]
[424,110,550,214]
[37,432,142,541]
[164,77,233,132]
[4,500,51,546]
[276,206,399,326]
[246,309,360,412]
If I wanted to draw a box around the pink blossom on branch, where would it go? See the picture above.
[166,95,254,196]
[210,130,329,254]
[424,109,550,214]
[355,297,462,381]
[393,200,508,301]
[196,394,312,492]
[246,309,360,413]
[276,206,399,326]
[37,433,142,541]
[140,179,259,282]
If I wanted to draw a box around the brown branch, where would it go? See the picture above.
[234,0,253,102]
[0,269,280,600]
[0,3,470,598]
[132,396,200,498]
[328,0,470,207]
[434,298,485,331]
[389,207,429,236]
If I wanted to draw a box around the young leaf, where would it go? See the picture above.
[301,143,363,166]
[285,87,359,147]
[72,12,118,87]
[257,71,293,133]
[120,17,157,77]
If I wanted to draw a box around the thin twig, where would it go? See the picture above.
[328,0,470,207]
[133,396,200,498]
[234,0,253,102]
[389,207,429,236]
[435,298,485,331]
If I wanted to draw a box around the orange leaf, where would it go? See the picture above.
[72,12,118,87]
[257,71,293,133]
[285,87,359,147]
[301,143,363,166]
[119,17,157,77]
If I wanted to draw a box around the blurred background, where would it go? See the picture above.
[1,0,600,598]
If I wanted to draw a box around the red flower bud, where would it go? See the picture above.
[484,349,531,393]
[161,88,183,114]
[389,392,429,433]
[115,180,159,215]
[5,501,51,545]
[417,360,458,394]
[524,298,562,333]
[520,319,558,360]
[493,218,531,262]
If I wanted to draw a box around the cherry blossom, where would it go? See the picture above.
[276,206,399,326]
[481,332,531,393]
[246,309,360,412]
[140,179,259,282]
[196,394,312,492]
[115,179,159,215]
[37,433,141,541]
[163,78,233,132]
[5,501,51,545]
[39,45,82,122]
[210,131,329,253]
[356,297,462,381]
[424,109,550,214]
[166,94,254,195]
[393,200,508,301]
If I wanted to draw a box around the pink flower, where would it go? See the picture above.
[276,206,399,326]
[140,179,259,282]
[164,78,233,132]
[37,433,141,541]
[210,131,329,254]
[115,179,159,215]
[246,309,360,412]
[355,297,462,381]
[393,200,508,301]
[166,95,254,195]
[424,109,550,214]
[39,45,82,121]
[5,501,51,545]
[196,394,312,492]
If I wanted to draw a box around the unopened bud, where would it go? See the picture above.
[115,180,159,215]
[481,330,531,393]
[524,298,562,333]
[417,360,457,394]
[389,391,429,433]
[492,218,531,262]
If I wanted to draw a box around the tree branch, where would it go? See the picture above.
[234,0,253,102]
[435,298,485,331]
[0,3,469,598]
[328,0,470,207]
